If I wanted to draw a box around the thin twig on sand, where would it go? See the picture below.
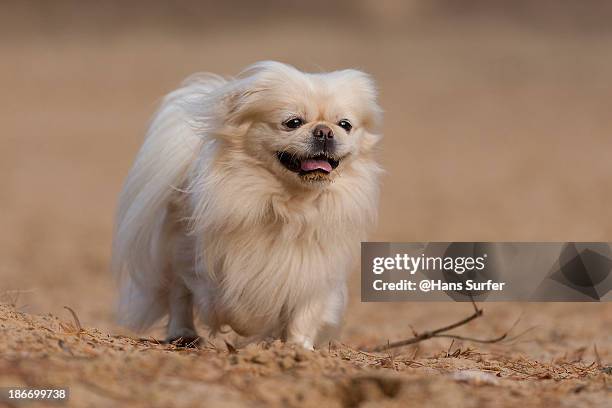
[62,305,84,334]
[365,299,514,353]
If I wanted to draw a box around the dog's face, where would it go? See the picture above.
[224,62,382,188]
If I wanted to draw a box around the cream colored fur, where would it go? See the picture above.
[112,61,382,348]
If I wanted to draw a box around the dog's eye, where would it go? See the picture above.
[283,118,304,130]
[338,119,352,132]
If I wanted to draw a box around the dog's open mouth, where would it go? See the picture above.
[276,152,340,176]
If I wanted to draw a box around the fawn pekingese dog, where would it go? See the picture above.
[112,61,382,349]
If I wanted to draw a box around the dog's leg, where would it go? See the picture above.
[316,285,347,345]
[166,278,199,347]
[286,299,326,350]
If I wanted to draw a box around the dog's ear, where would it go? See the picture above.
[333,69,383,153]
[336,69,382,130]
[222,61,303,126]
[221,79,265,125]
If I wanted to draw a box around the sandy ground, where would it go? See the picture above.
[1,12,611,407]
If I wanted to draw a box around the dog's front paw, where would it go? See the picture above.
[287,335,314,351]
[300,340,314,351]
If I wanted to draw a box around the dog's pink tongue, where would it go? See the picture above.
[300,159,332,173]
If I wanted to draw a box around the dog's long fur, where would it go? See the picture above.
[112,61,382,348]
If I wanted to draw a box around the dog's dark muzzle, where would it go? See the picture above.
[311,124,336,155]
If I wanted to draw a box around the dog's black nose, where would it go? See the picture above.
[313,124,334,140]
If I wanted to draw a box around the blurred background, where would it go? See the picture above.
[1,1,611,356]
